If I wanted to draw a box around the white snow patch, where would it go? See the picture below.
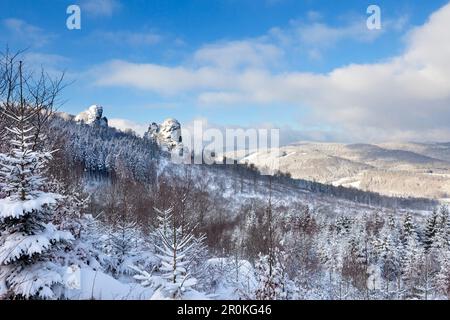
[65,268,153,300]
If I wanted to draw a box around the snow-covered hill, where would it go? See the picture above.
[1,105,445,301]
[225,142,450,200]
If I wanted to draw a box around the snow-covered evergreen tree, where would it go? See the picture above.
[428,206,450,298]
[344,222,369,285]
[435,252,450,298]
[401,213,418,245]
[374,231,401,298]
[255,247,299,300]
[254,251,285,300]
[416,252,435,300]
[51,185,105,270]
[318,227,347,299]
[132,207,207,299]
[186,233,209,289]
[401,235,424,299]
[424,210,439,251]
[0,74,73,298]
[108,212,140,276]
[434,206,450,250]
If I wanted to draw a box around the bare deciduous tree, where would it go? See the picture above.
[0,48,67,152]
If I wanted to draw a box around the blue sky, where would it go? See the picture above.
[1,0,450,143]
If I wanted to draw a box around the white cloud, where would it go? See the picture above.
[19,52,69,78]
[81,0,121,17]
[182,118,337,148]
[306,11,323,21]
[270,14,408,60]
[193,40,283,70]
[93,30,162,46]
[91,3,450,142]
[2,18,54,47]
[109,118,148,136]
[294,20,378,47]
[23,52,68,67]
[93,60,236,94]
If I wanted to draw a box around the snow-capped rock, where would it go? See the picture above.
[145,122,160,143]
[144,118,182,152]
[75,105,108,127]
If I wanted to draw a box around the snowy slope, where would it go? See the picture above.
[228,142,450,200]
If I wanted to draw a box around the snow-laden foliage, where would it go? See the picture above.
[49,115,160,182]
[132,207,208,299]
[0,104,73,299]
[50,186,109,271]
[102,213,143,277]
[253,250,295,300]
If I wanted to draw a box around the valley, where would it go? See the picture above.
[225,142,450,201]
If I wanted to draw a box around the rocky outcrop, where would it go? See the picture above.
[144,118,182,152]
[75,105,108,127]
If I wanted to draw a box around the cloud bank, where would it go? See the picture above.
[92,3,450,142]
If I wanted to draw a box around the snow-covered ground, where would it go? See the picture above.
[65,268,153,300]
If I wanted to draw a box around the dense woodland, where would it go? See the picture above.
[1,51,450,300]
